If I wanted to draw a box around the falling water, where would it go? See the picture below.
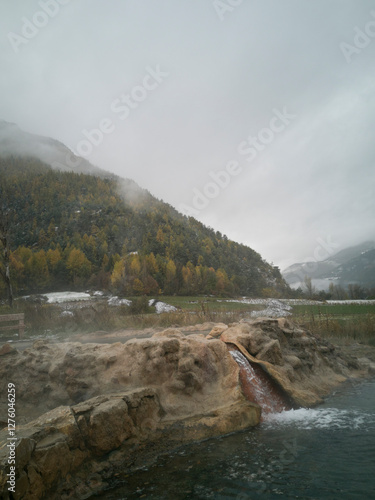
[92,369,375,499]
[229,347,291,414]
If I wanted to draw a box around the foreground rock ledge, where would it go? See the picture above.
[0,317,372,499]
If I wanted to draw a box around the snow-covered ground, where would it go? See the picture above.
[220,298,293,317]
[220,297,375,317]
[279,299,325,305]
[280,299,375,306]
[44,291,91,303]
[326,300,375,305]
[250,299,292,318]
[222,298,324,306]
[20,292,180,314]
[149,299,177,314]
[107,296,132,306]
[19,292,375,317]
[223,298,277,305]
[60,310,74,317]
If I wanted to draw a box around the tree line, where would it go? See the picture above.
[0,156,291,302]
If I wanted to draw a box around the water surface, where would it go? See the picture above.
[93,378,375,499]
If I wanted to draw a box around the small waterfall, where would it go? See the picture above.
[229,347,291,415]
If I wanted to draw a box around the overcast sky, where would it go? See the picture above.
[1,0,375,269]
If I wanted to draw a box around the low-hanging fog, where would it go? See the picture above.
[1,0,375,269]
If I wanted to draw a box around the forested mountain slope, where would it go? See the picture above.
[0,156,290,298]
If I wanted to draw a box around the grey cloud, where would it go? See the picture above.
[0,0,374,268]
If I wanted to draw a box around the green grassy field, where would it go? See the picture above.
[290,303,375,346]
[291,303,375,316]
[0,296,264,339]
[1,296,374,346]
[159,296,265,312]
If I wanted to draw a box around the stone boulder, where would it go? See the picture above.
[0,331,260,499]
[0,333,247,423]
[0,387,259,499]
[206,323,228,339]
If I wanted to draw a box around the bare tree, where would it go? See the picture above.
[304,276,315,298]
[0,180,13,307]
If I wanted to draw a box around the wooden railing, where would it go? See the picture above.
[0,313,25,339]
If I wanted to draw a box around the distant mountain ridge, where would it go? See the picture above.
[336,248,375,287]
[283,241,375,291]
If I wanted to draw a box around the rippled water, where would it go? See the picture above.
[93,378,375,499]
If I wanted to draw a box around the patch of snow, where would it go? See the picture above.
[93,291,104,296]
[250,299,292,318]
[279,299,325,305]
[220,298,293,318]
[149,300,177,314]
[60,310,74,317]
[44,292,91,303]
[108,296,132,306]
[327,300,375,305]
[222,298,271,305]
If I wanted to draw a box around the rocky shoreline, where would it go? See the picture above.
[1,317,374,499]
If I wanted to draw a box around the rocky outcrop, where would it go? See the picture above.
[0,331,254,423]
[0,388,259,499]
[219,317,363,406]
[0,330,259,499]
[0,317,372,499]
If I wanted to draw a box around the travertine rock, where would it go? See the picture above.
[0,331,259,499]
[0,317,370,499]
[219,317,353,407]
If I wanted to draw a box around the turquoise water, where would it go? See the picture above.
[93,378,375,499]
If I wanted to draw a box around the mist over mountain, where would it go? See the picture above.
[2,1,375,274]
[0,120,108,177]
[283,241,375,292]
[0,124,291,298]
[0,119,152,210]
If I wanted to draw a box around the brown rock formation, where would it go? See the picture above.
[0,317,372,499]
[0,330,259,499]
[219,317,362,406]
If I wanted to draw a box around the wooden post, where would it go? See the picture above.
[0,313,25,340]
[19,314,25,339]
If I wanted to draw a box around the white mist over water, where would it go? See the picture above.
[263,407,375,430]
